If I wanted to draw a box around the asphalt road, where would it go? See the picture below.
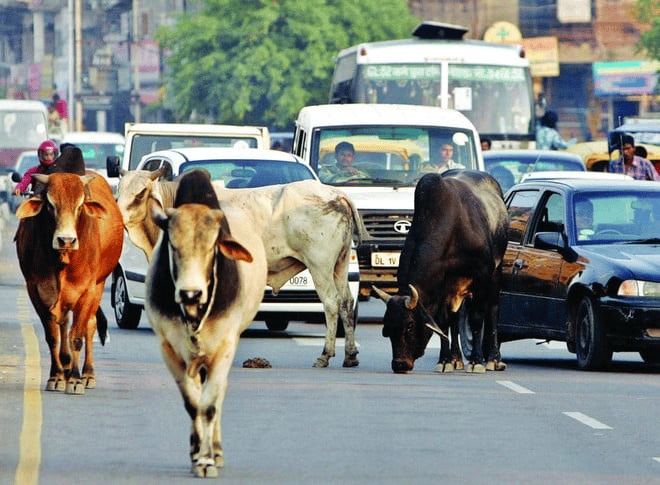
[1,211,660,485]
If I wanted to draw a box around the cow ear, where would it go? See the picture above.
[15,197,44,219]
[218,238,253,263]
[83,200,108,218]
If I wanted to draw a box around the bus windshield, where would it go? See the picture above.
[354,63,534,139]
[310,125,479,187]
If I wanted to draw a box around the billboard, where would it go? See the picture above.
[593,61,660,96]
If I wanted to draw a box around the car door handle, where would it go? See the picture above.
[513,259,525,271]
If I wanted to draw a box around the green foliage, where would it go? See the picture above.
[633,0,660,59]
[155,0,418,129]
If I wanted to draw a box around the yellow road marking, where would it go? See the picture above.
[14,291,41,485]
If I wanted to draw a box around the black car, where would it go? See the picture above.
[500,174,660,370]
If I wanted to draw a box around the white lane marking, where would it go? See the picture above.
[563,411,612,430]
[293,338,360,348]
[15,291,42,485]
[653,457,660,464]
[497,380,535,394]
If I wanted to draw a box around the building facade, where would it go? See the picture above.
[0,0,655,139]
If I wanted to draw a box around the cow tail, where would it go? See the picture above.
[343,195,363,247]
[96,307,108,346]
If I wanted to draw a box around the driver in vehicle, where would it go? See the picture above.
[319,141,368,182]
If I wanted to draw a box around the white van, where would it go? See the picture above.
[292,103,483,298]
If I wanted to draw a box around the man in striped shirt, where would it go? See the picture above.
[608,134,660,181]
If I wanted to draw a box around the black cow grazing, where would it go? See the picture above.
[374,170,508,374]
[144,169,267,477]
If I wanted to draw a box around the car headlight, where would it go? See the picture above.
[618,280,660,297]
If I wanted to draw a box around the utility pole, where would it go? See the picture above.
[68,0,75,131]
[75,0,83,130]
[132,0,141,123]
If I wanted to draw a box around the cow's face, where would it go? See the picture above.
[116,168,162,227]
[16,173,105,257]
[155,203,253,326]
[374,285,434,373]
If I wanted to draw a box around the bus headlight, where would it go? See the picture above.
[618,280,660,297]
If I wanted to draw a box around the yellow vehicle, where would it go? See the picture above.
[567,140,660,172]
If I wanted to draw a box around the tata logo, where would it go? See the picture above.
[393,220,411,234]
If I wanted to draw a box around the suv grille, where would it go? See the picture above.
[361,212,413,239]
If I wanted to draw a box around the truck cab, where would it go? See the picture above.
[293,103,483,298]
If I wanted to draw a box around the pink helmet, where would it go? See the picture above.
[38,140,59,164]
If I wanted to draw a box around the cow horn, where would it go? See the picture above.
[425,322,449,340]
[119,167,128,177]
[406,284,419,310]
[149,167,164,181]
[372,286,391,303]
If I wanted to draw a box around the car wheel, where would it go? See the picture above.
[575,296,612,370]
[113,271,142,330]
[639,349,660,364]
[265,317,289,332]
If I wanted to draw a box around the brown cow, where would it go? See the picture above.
[15,172,123,394]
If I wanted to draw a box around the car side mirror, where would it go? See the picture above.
[106,156,120,178]
[534,231,566,252]
[11,171,21,183]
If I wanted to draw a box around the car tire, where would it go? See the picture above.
[265,317,289,332]
[575,296,612,370]
[113,271,142,330]
[639,349,660,364]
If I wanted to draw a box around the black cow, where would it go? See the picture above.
[374,170,508,374]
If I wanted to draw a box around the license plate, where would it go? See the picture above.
[282,272,314,290]
[371,252,400,268]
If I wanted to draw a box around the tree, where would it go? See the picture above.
[155,0,418,129]
[633,0,660,60]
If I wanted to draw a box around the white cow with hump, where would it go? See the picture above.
[117,168,360,368]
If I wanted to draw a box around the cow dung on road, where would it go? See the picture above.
[243,357,272,368]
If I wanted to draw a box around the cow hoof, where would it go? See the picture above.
[343,357,359,368]
[434,362,454,373]
[215,454,225,468]
[46,377,66,392]
[313,356,330,368]
[486,360,507,371]
[466,363,486,374]
[65,380,85,395]
[454,360,464,371]
[192,462,218,478]
[83,376,96,389]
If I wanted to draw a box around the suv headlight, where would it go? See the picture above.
[618,280,660,297]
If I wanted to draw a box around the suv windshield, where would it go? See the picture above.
[309,126,478,186]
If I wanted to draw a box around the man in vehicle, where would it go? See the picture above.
[319,141,368,182]
[423,139,465,173]
[608,134,660,181]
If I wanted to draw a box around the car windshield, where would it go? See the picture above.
[179,159,314,188]
[309,126,479,187]
[486,155,583,192]
[75,142,124,170]
[129,134,259,170]
[574,191,660,244]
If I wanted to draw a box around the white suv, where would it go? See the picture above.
[293,103,483,299]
